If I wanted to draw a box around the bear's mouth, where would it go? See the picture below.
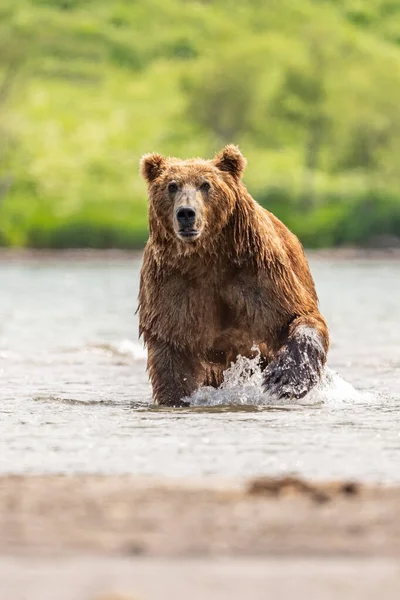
[178,229,200,240]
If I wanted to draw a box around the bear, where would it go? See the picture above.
[138,145,329,406]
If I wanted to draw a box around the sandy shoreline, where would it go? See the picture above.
[1,247,400,262]
[2,557,400,600]
[2,475,400,598]
[1,475,400,558]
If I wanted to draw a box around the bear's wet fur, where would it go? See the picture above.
[139,145,329,406]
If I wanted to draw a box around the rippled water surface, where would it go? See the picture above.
[1,254,399,481]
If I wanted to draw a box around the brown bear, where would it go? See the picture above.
[138,145,329,406]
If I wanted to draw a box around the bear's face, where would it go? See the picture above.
[140,145,247,247]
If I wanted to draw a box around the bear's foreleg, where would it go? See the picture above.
[262,315,328,400]
[147,338,200,406]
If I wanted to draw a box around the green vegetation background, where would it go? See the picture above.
[1,0,400,248]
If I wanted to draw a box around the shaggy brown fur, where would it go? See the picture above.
[139,145,329,406]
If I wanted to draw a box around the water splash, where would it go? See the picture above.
[114,339,147,360]
[88,339,147,361]
[89,340,365,407]
[188,352,363,408]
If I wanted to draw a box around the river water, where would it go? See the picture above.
[0,253,399,481]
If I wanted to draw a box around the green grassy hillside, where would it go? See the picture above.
[1,0,400,248]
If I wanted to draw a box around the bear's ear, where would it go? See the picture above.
[213,145,247,179]
[140,153,167,183]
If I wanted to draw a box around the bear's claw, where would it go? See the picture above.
[263,332,324,400]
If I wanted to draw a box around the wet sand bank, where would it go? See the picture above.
[1,475,400,558]
[2,476,400,599]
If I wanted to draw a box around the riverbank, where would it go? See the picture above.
[2,475,400,557]
[1,246,400,263]
[2,476,400,599]
[2,557,400,600]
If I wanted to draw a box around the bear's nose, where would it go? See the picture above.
[176,207,196,226]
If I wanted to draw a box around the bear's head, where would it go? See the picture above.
[140,145,247,247]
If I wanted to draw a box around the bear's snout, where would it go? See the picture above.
[176,206,196,228]
[175,204,200,240]
[172,184,204,242]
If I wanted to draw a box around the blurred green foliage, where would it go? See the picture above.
[1,0,400,248]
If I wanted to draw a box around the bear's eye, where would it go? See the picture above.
[168,181,178,194]
[200,181,211,193]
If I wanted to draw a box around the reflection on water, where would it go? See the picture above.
[0,255,399,481]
